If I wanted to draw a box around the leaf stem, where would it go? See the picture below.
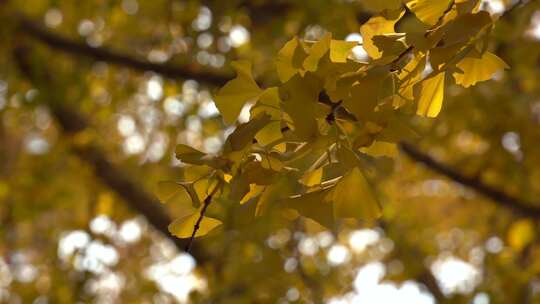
[185,180,222,253]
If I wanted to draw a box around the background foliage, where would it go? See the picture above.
[1,0,540,303]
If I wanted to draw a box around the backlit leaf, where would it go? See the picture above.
[333,167,381,220]
[224,112,272,151]
[168,213,222,238]
[453,51,509,88]
[214,61,262,124]
[330,40,358,63]
[280,73,322,140]
[304,32,332,72]
[276,37,308,83]
[360,12,404,59]
[415,72,446,117]
[405,0,453,26]
[283,189,335,228]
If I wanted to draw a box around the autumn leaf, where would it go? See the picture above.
[333,167,381,221]
[214,61,262,124]
[453,51,509,88]
[168,212,222,238]
[329,40,358,63]
[415,72,446,117]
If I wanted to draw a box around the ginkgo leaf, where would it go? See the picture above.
[279,73,322,140]
[300,167,323,186]
[175,145,207,164]
[214,61,262,124]
[361,141,398,158]
[360,12,404,59]
[282,189,335,228]
[333,167,381,220]
[405,0,453,26]
[343,68,391,120]
[441,12,492,47]
[330,40,358,63]
[168,213,222,238]
[224,112,272,151]
[453,51,509,88]
[415,72,446,117]
[304,32,332,72]
[251,88,283,146]
[276,37,308,83]
[156,181,182,203]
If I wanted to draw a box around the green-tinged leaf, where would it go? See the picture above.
[175,144,229,169]
[330,40,358,63]
[175,144,206,164]
[224,112,272,151]
[255,177,295,216]
[156,181,182,203]
[304,33,332,72]
[280,73,322,140]
[251,88,284,146]
[168,213,222,238]
[333,167,381,220]
[276,37,308,83]
[453,51,509,88]
[300,167,323,187]
[405,0,453,26]
[438,11,492,47]
[343,68,391,119]
[214,61,262,124]
[361,141,398,158]
[282,189,334,228]
[243,161,279,185]
[415,72,446,117]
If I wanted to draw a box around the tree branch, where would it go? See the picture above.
[13,45,209,262]
[399,142,540,218]
[17,15,231,86]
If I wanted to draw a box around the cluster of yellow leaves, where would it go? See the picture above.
[164,0,509,239]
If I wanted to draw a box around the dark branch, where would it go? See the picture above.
[17,16,231,86]
[399,142,540,218]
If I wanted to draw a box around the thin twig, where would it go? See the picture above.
[185,180,221,252]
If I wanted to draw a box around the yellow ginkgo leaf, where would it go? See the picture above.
[224,112,272,152]
[303,32,332,72]
[276,37,307,83]
[300,167,323,187]
[405,0,453,26]
[168,213,222,238]
[507,219,535,252]
[360,12,404,59]
[415,72,446,117]
[333,167,381,221]
[279,73,322,140]
[329,40,358,63]
[453,51,509,88]
[175,144,207,164]
[250,88,283,147]
[361,141,398,158]
[214,61,262,124]
[283,189,335,229]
